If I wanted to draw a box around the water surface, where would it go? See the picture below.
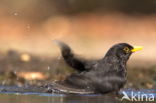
[0,87,156,103]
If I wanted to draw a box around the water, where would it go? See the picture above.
[0,93,120,103]
[0,87,155,103]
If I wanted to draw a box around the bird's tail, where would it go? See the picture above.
[53,40,73,58]
[53,40,86,72]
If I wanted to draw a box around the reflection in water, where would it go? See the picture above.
[0,93,120,103]
[0,91,155,103]
[64,95,120,103]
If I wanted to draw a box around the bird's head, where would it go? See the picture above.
[105,43,143,62]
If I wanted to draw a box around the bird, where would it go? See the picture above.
[53,40,143,94]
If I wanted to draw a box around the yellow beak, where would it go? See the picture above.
[131,46,143,52]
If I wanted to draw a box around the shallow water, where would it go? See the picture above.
[0,93,120,103]
[0,87,155,103]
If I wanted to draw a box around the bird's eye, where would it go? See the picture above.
[123,47,130,53]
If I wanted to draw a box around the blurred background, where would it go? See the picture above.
[0,0,155,88]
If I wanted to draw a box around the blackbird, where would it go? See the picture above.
[54,40,143,94]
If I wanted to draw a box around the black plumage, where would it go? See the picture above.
[54,40,97,72]
[53,40,142,94]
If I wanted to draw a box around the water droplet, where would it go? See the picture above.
[48,66,50,70]
[16,77,19,81]
[14,71,17,74]
[2,80,6,85]
[13,12,18,16]
[26,24,31,29]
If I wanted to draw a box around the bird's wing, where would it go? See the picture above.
[63,71,126,94]
[54,40,93,72]
[46,81,94,94]
[89,74,126,93]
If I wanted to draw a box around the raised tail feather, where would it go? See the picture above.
[54,40,86,72]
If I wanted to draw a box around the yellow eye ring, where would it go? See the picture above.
[123,47,130,53]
